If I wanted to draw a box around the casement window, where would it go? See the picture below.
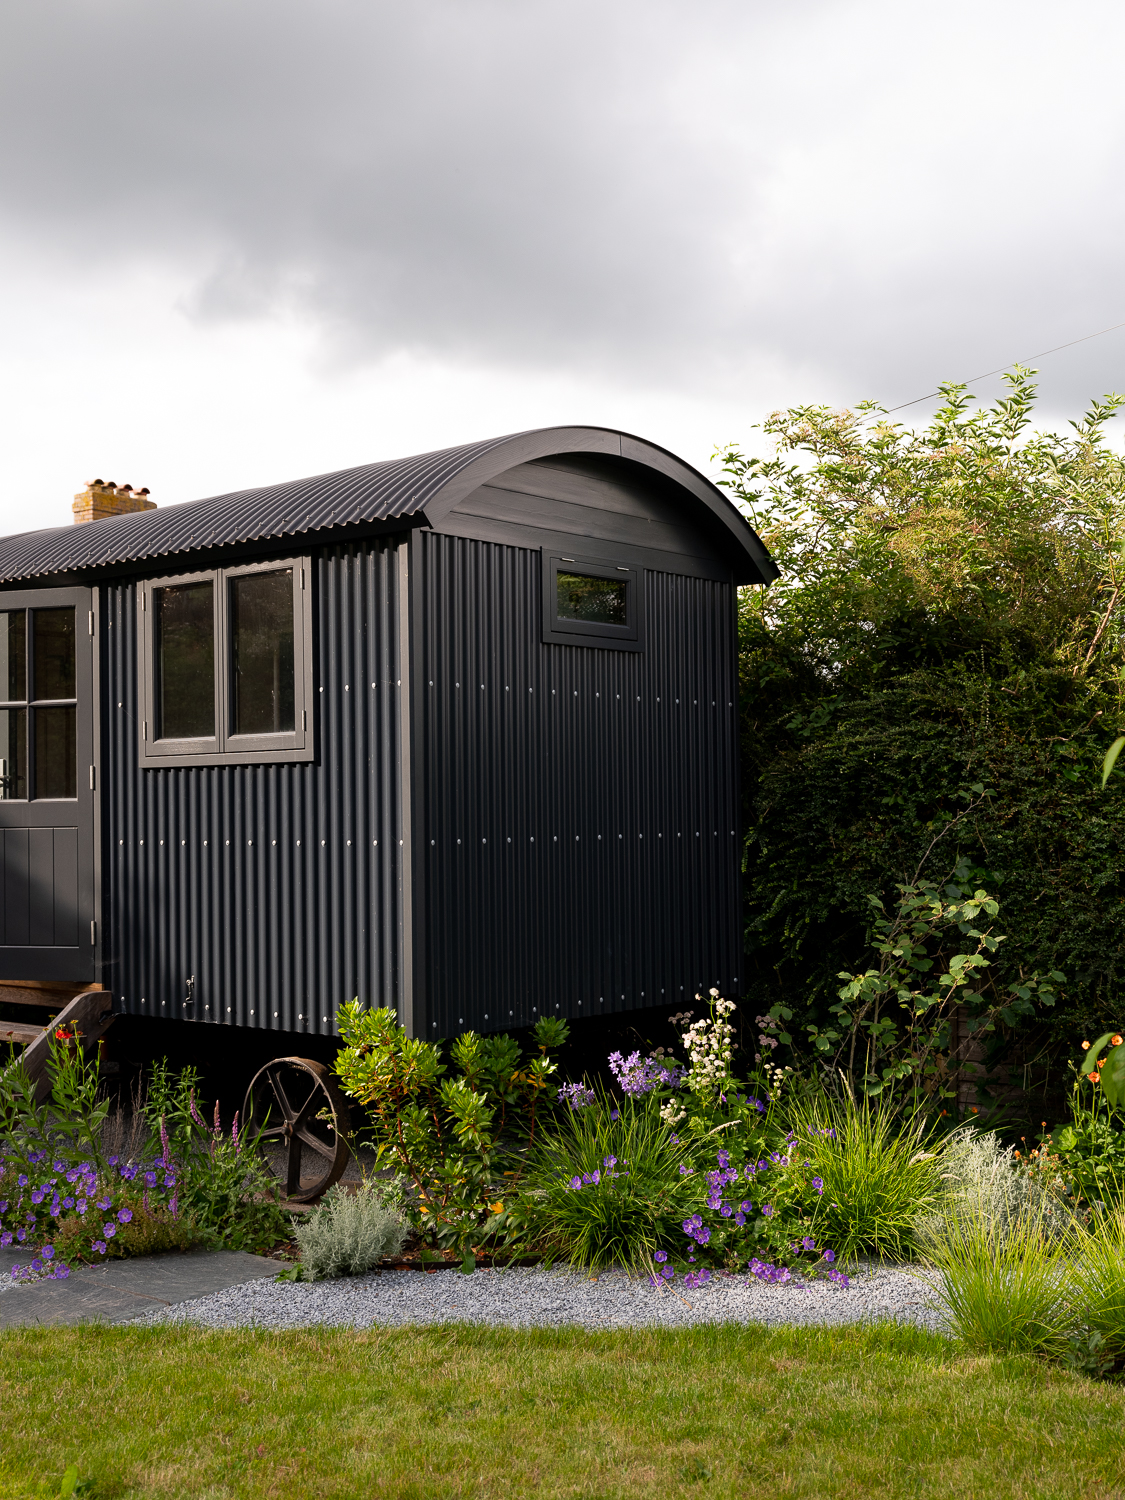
[0,603,79,800]
[138,558,313,766]
[541,551,643,650]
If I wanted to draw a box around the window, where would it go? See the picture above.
[138,559,312,767]
[0,606,77,801]
[541,552,643,650]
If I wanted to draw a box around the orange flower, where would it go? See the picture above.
[1091,1072,1101,1084]
[1082,1041,1091,1050]
[1113,1035,1123,1047]
[54,1027,72,1041]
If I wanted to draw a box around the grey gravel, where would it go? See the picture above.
[131,1261,947,1332]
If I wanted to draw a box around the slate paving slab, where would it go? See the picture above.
[0,1248,279,1327]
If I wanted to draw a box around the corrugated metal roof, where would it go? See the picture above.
[0,426,775,585]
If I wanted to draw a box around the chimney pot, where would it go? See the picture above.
[72,478,157,525]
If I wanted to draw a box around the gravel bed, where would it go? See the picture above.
[132,1262,946,1332]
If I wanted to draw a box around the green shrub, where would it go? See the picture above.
[917,1207,1072,1358]
[516,1090,698,1272]
[918,1129,1075,1245]
[293,1177,408,1279]
[784,1092,942,1262]
[333,1004,568,1255]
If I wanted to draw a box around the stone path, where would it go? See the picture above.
[0,1247,278,1327]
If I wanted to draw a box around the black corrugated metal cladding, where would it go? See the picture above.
[101,541,405,1033]
[417,532,741,1038]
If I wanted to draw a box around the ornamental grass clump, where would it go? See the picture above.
[916,1206,1072,1359]
[293,1177,408,1279]
[1066,1208,1125,1374]
[518,1087,697,1272]
[784,1093,941,1262]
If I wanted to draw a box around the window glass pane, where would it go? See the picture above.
[157,583,215,739]
[34,706,75,798]
[0,612,26,701]
[557,572,627,626]
[0,708,26,799]
[231,571,295,735]
[33,608,76,700]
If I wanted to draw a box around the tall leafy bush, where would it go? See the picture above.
[717,371,1125,1087]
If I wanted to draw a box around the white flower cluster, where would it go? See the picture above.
[659,989,737,1124]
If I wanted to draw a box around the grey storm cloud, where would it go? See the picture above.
[3,0,1125,413]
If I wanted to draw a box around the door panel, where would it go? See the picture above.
[0,587,95,982]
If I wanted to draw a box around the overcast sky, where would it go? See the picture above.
[2,0,1125,533]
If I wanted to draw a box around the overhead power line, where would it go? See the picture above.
[885,318,1125,414]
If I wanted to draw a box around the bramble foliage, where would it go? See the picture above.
[333,1003,568,1255]
[786,855,1063,1100]
[716,370,1125,1083]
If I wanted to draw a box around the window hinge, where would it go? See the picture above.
[89,765,96,791]
[140,591,146,611]
[300,567,306,589]
[302,709,307,730]
[90,920,97,946]
[88,611,95,636]
[142,720,148,741]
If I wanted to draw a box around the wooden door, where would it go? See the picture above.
[0,587,96,981]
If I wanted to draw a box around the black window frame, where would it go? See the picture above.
[541,551,643,651]
[138,557,313,767]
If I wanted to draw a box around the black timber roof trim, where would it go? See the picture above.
[0,426,778,587]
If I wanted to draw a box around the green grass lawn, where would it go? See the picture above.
[2,1322,1123,1499]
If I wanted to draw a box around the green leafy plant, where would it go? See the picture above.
[291,1176,408,1279]
[1046,1033,1125,1208]
[333,1003,568,1254]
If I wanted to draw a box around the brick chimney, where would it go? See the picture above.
[72,480,156,526]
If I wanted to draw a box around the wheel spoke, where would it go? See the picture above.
[267,1067,298,1123]
[293,1083,325,1131]
[295,1127,339,1163]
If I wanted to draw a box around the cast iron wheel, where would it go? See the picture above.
[242,1056,351,1204]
